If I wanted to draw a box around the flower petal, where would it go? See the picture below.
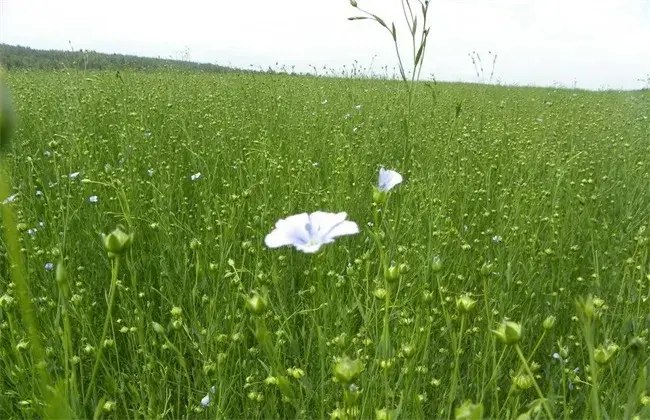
[325,220,359,239]
[264,213,310,248]
[378,168,403,192]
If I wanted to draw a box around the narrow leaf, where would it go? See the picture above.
[391,22,397,41]
[348,16,369,20]
[372,14,388,28]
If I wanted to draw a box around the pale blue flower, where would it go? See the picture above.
[69,172,80,179]
[378,168,403,192]
[89,195,99,203]
[265,211,359,253]
[45,262,54,271]
[190,172,202,181]
[201,386,216,407]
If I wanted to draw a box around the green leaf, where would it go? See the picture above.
[372,14,388,28]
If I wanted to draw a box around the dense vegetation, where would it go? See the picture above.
[0,69,649,419]
[0,44,239,73]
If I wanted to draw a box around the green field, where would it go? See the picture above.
[1,70,649,419]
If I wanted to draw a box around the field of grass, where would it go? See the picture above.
[0,70,649,419]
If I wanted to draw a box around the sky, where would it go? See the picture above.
[1,0,649,90]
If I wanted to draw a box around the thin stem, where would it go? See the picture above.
[514,344,554,419]
[84,255,121,407]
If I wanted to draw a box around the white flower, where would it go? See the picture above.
[35,190,43,197]
[265,211,359,253]
[321,99,328,105]
[201,386,216,407]
[2,193,19,205]
[492,235,502,244]
[190,172,202,181]
[378,168,403,192]
[355,104,362,110]
[147,169,154,176]
[89,195,99,203]
[45,262,54,271]
[69,172,80,179]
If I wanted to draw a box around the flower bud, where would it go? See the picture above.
[373,288,387,300]
[594,342,619,365]
[431,256,442,272]
[372,187,388,205]
[55,261,69,297]
[0,75,16,153]
[542,315,556,330]
[626,336,646,354]
[102,226,133,257]
[454,400,484,420]
[384,265,401,283]
[398,263,410,274]
[172,320,183,330]
[375,408,395,420]
[152,321,165,334]
[493,320,522,345]
[513,373,534,390]
[400,344,415,359]
[479,261,493,277]
[350,0,358,7]
[456,294,476,314]
[333,356,363,385]
[245,293,267,316]
[102,401,116,413]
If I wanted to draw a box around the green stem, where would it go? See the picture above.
[514,344,554,419]
[84,255,121,407]
[448,314,465,419]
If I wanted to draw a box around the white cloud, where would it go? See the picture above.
[1,0,648,89]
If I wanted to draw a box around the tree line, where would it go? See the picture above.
[0,44,242,73]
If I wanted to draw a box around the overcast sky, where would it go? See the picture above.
[1,0,649,90]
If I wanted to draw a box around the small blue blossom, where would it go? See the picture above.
[45,262,54,271]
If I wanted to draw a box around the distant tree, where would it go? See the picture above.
[0,43,245,73]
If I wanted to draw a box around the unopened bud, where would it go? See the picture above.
[245,293,267,315]
[384,265,401,282]
[456,294,476,314]
[493,320,522,345]
[372,187,388,205]
[152,322,165,334]
[513,373,534,390]
[479,261,494,277]
[103,401,116,413]
[333,356,363,384]
[454,400,484,420]
[542,315,556,330]
[431,256,442,272]
[102,226,133,257]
